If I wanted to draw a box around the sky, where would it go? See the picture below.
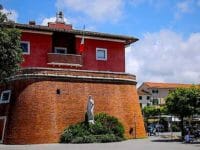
[0,0,200,86]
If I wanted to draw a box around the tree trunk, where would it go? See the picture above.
[180,116,184,140]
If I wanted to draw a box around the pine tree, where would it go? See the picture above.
[0,9,23,83]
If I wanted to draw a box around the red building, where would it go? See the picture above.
[19,13,137,72]
[0,12,146,144]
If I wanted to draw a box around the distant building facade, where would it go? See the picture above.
[137,82,193,108]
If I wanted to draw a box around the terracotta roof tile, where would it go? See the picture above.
[144,82,194,89]
[3,22,138,45]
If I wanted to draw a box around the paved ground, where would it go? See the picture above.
[0,133,199,150]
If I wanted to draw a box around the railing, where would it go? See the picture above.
[47,53,82,67]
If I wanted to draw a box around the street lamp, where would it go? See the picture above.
[133,112,137,139]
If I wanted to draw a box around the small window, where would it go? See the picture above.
[56,89,61,95]
[147,96,150,100]
[54,47,67,54]
[140,103,142,109]
[153,99,159,105]
[0,90,11,104]
[139,96,142,100]
[96,48,107,60]
[20,41,30,54]
[152,89,158,93]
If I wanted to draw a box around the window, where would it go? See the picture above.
[147,96,150,100]
[20,41,30,54]
[96,48,107,60]
[54,47,67,54]
[139,96,142,100]
[152,89,158,94]
[0,90,11,104]
[152,99,159,105]
[140,103,142,109]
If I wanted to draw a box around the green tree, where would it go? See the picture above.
[142,105,167,131]
[0,9,23,83]
[143,105,167,118]
[165,86,200,139]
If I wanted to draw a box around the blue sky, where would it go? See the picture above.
[1,0,200,85]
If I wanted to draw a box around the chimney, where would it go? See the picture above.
[29,21,36,25]
[48,11,72,30]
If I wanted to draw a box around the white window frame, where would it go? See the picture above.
[96,48,107,61]
[0,90,11,104]
[20,41,30,55]
[0,116,7,143]
[54,47,67,54]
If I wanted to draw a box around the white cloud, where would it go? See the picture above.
[41,17,70,25]
[175,0,194,19]
[177,0,191,13]
[130,0,167,9]
[125,30,200,86]
[40,15,96,31]
[1,8,18,22]
[55,0,123,22]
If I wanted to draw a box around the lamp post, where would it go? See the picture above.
[134,112,137,139]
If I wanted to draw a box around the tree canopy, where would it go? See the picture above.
[143,105,167,118]
[165,86,200,138]
[165,86,200,118]
[0,10,23,83]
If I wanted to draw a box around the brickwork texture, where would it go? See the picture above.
[0,71,146,144]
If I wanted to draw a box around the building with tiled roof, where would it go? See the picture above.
[143,82,193,89]
[137,82,194,108]
[0,12,146,144]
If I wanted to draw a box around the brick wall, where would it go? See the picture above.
[1,70,146,144]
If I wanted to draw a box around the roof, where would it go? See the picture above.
[4,22,138,45]
[143,82,194,89]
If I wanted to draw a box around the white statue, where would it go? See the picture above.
[87,95,95,124]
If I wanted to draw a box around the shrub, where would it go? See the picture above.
[60,113,125,143]
[60,123,90,143]
[71,135,97,143]
[94,113,125,137]
[95,134,123,143]
[171,124,181,132]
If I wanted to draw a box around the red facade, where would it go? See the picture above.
[21,32,52,67]
[76,38,125,72]
[18,21,136,72]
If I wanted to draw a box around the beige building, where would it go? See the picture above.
[137,82,193,108]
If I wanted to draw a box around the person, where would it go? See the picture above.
[184,128,193,143]
[87,95,95,124]
[184,131,191,143]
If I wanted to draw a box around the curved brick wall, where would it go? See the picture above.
[2,69,146,144]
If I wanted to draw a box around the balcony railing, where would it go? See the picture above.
[47,53,82,67]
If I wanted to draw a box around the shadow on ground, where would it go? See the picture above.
[151,139,182,143]
[150,136,200,144]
